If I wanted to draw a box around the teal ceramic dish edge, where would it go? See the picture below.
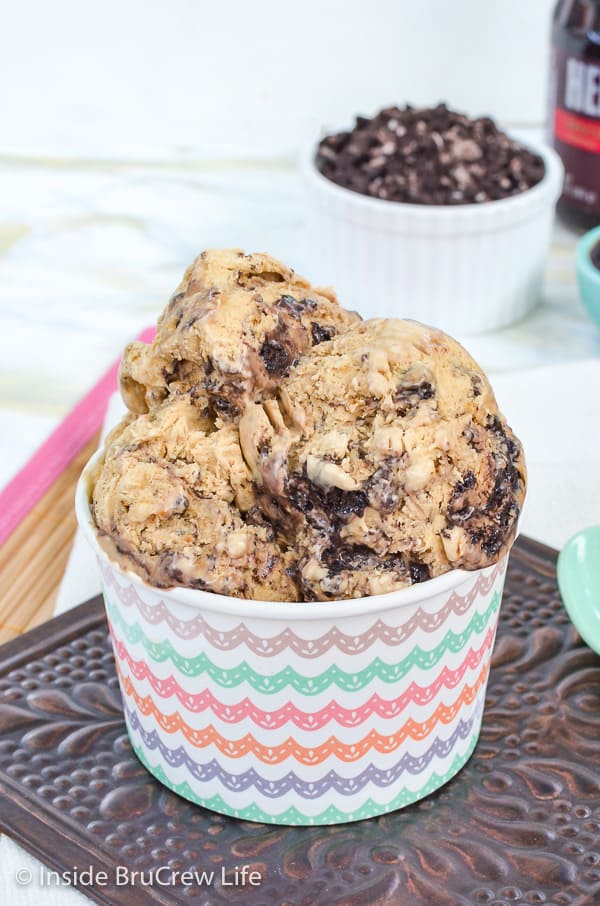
[556,526,600,655]
[576,225,600,328]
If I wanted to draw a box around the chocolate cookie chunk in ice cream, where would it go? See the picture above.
[120,249,359,421]
[92,396,300,601]
[240,318,526,601]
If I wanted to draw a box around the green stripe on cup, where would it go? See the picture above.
[105,591,501,694]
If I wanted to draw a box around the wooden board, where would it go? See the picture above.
[0,432,100,644]
[0,536,599,906]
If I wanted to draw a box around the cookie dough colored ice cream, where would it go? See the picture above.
[92,396,300,601]
[120,248,359,421]
[92,249,525,601]
[239,318,526,600]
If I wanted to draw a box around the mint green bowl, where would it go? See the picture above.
[576,225,600,329]
[557,526,600,655]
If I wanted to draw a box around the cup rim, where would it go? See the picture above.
[576,225,600,290]
[300,129,564,218]
[76,450,505,621]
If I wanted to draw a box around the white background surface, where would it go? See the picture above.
[1,1,600,902]
[0,0,556,159]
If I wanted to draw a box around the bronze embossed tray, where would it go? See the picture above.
[1,536,599,906]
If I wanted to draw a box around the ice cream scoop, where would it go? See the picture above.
[240,318,526,600]
[119,248,359,420]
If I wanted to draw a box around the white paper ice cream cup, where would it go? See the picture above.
[77,452,509,825]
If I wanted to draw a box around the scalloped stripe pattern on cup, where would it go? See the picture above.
[98,557,507,825]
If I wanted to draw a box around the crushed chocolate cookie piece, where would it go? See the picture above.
[316,103,545,205]
[275,294,313,320]
[322,544,375,576]
[208,396,240,420]
[394,364,437,414]
[286,472,368,529]
[409,560,431,583]
[454,471,476,496]
[311,322,336,345]
[395,380,435,415]
[260,337,295,376]
[366,465,402,513]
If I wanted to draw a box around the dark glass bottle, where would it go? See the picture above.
[550,0,600,230]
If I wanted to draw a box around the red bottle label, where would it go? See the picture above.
[551,47,600,215]
[555,109,600,153]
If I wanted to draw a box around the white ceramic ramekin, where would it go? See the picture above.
[301,135,564,334]
[76,452,508,826]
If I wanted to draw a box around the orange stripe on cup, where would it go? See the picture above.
[116,661,490,765]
